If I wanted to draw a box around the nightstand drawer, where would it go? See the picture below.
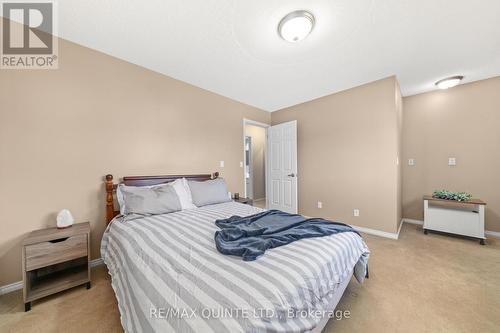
[25,234,88,271]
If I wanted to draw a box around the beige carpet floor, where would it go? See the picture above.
[1,223,499,333]
[253,199,266,209]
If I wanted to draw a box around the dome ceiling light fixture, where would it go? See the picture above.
[278,10,315,43]
[435,76,464,89]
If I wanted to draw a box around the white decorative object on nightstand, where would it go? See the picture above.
[56,209,74,229]
[423,195,486,245]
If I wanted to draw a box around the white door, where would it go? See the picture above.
[267,120,297,213]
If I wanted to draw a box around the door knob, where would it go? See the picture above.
[287,173,296,177]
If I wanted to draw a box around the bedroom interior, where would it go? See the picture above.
[1,1,499,332]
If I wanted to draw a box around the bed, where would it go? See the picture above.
[101,173,370,333]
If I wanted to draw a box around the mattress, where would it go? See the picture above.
[101,202,370,333]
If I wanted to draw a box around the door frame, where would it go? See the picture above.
[242,118,270,206]
[244,135,253,199]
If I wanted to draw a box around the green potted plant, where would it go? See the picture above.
[432,190,472,202]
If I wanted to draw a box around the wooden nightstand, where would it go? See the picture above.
[234,197,253,206]
[22,222,91,311]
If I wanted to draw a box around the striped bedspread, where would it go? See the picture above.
[101,202,370,333]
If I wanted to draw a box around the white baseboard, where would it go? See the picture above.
[485,230,500,238]
[0,258,104,296]
[402,218,424,225]
[90,258,104,267]
[397,219,404,238]
[0,280,23,296]
[350,224,400,240]
[351,218,405,240]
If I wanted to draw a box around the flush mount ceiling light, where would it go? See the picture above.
[435,76,464,89]
[278,10,315,42]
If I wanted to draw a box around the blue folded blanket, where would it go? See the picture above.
[214,210,360,261]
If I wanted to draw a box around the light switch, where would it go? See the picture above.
[239,161,243,168]
[317,201,323,209]
[219,160,225,168]
[408,159,415,166]
[448,157,456,166]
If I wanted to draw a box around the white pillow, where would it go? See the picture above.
[171,178,197,210]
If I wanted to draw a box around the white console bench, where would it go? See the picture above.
[423,195,486,245]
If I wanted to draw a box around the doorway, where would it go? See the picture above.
[243,119,269,209]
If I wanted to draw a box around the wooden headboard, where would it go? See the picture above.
[104,172,219,225]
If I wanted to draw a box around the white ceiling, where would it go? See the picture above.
[39,1,500,110]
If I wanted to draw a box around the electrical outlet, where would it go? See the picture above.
[448,157,456,166]
[408,158,415,166]
[353,209,360,217]
[219,160,225,168]
[317,201,323,209]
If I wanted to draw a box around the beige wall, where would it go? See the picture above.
[402,76,500,232]
[0,38,270,286]
[244,125,266,200]
[271,77,402,234]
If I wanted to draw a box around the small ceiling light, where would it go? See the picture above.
[435,76,464,89]
[278,10,315,42]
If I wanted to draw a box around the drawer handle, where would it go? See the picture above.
[49,237,69,243]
